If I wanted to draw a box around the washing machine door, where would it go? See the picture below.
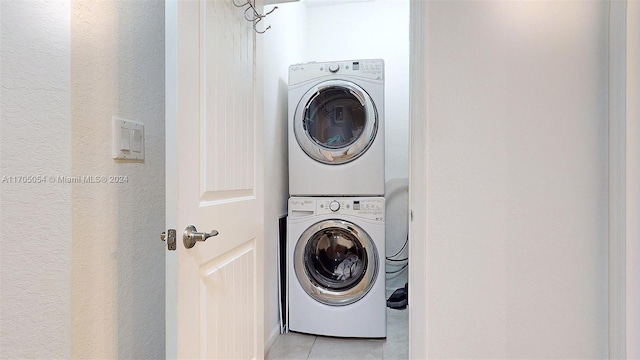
[294,80,378,165]
[294,219,378,306]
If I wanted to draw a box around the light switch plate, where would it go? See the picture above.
[112,116,144,160]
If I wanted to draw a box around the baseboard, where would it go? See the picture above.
[265,324,281,355]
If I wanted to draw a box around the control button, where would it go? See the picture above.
[329,63,340,73]
[329,201,340,212]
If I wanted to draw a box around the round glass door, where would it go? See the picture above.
[294,220,378,306]
[294,80,378,165]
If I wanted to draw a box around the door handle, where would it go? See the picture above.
[183,225,219,249]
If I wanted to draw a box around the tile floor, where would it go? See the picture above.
[265,307,408,360]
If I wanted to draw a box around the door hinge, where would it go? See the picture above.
[161,229,177,251]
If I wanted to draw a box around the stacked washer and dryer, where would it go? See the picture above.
[287,59,386,338]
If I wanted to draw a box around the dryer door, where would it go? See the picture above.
[294,80,378,165]
[294,219,378,306]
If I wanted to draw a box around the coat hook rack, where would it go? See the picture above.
[232,0,277,34]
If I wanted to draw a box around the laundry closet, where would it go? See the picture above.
[262,0,410,355]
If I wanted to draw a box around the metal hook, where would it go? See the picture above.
[253,16,271,34]
[232,0,250,8]
[263,6,277,17]
[252,6,277,33]
[244,6,260,22]
[231,0,276,34]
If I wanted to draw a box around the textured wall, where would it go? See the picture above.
[71,1,165,358]
[424,1,609,358]
[0,1,72,358]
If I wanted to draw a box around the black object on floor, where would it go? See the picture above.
[278,216,287,331]
[387,283,408,309]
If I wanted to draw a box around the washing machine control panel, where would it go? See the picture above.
[289,59,384,86]
[289,197,385,221]
[318,198,384,221]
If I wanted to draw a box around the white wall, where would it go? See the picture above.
[423,1,609,358]
[0,1,72,358]
[304,0,410,182]
[71,1,165,358]
[262,2,306,347]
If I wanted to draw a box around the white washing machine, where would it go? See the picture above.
[287,197,386,338]
[288,59,385,196]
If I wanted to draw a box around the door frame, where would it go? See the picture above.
[165,0,178,357]
[624,2,639,357]
[407,1,428,358]
[610,0,640,357]
[608,1,628,358]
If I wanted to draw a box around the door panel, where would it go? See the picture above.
[203,0,255,199]
[202,241,255,359]
[168,0,264,358]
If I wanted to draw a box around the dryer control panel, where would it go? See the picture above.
[289,59,384,86]
[289,197,384,222]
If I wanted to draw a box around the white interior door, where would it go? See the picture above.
[166,0,264,358]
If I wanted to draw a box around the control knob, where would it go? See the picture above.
[328,63,340,73]
[329,201,340,212]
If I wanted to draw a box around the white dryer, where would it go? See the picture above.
[288,59,384,196]
[287,197,386,338]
